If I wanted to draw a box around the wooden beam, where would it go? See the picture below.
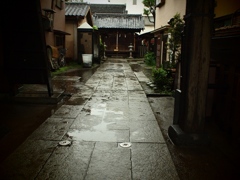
[179,0,215,133]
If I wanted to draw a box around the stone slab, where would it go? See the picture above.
[36,141,95,180]
[131,143,179,180]
[85,142,131,180]
[0,140,57,179]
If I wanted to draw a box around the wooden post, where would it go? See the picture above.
[115,32,119,51]
[180,0,214,133]
[168,0,214,145]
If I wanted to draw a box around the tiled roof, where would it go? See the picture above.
[65,3,90,17]
[93,13,144,30]
[89,4,127,14]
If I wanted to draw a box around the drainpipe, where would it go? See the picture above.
[116,32,119,51]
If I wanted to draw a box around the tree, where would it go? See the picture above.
[142,0,155,24]
[167,13,184,64]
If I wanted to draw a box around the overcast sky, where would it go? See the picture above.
[83,0,126,4]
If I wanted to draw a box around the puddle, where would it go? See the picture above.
[60,68,98,83]
[90,108,105,116]
[130,63,142,72]
[129,63,153,81]
[105,69,124,73]
[107,59,127,63]
[67,128,118,142]
[0,67,99,161]
[67,113,127,142]
[65,97,87,105]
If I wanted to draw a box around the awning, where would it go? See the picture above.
[53,29,71,35]
[77,22,93,32]
[151,25,170,34]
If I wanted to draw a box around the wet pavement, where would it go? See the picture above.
[1,58,240,180]
[0,59,179,179]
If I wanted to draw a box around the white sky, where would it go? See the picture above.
[83,0,124,4]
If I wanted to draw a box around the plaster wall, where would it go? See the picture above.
[40,0,66,46]
[83,0,145,15]
[80,32,92,54]
[155,0,186,28]
[215,0,240,17]
[66,20,76,60]
[66,18,88,61]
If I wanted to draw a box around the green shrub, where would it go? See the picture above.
[152,67,173,93]
[144,52,155,66]
[99,38,104,58]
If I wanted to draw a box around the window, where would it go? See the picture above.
[133,0,137,5]
[56,0,62,9]
[42,9,55,31]
[55,35,64,47]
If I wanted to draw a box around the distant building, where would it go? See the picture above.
[68,0,154,34]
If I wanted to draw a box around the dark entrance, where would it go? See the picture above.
[1,0,53,96]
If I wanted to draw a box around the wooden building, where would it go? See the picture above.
[65,2,93,62]
[93,13,144,58]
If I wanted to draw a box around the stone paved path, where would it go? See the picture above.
[0,59,179,180]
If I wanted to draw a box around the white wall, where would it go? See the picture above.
[125,0,145,15]
[155,0,186,28]
[81,0,145,15]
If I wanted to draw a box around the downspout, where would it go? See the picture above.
[116,32,119,51]
[51,0,54,9]
[75,16,79,61]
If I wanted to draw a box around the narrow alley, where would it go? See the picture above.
[0,59,179,179]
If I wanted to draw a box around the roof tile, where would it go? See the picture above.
[65,3,89,17]
[93,13,144,30]
[90,4,127,14]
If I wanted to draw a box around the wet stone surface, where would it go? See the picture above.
[0,140,57,179]
[130,121,165,143]
[85,142,131,180]
[0,59,179,179]
[148,97,175,133]
[52,105,84,119]
[36,141,95,180]
[28,117,74,141]
[131,143,179,180]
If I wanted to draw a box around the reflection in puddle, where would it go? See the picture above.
[67,105,127,141]
[90,108,105,116]
[67,125,117,142]
[66,88,129,141]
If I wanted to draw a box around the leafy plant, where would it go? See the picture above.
[144,52,155,66]
[99,37,104,59]
[167,13,184,64]
[142,0,155,24]
[93,25,98,30]
[152,67,173,93]
[51,62,82,76]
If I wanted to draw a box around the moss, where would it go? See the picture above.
[51,62,82,76]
